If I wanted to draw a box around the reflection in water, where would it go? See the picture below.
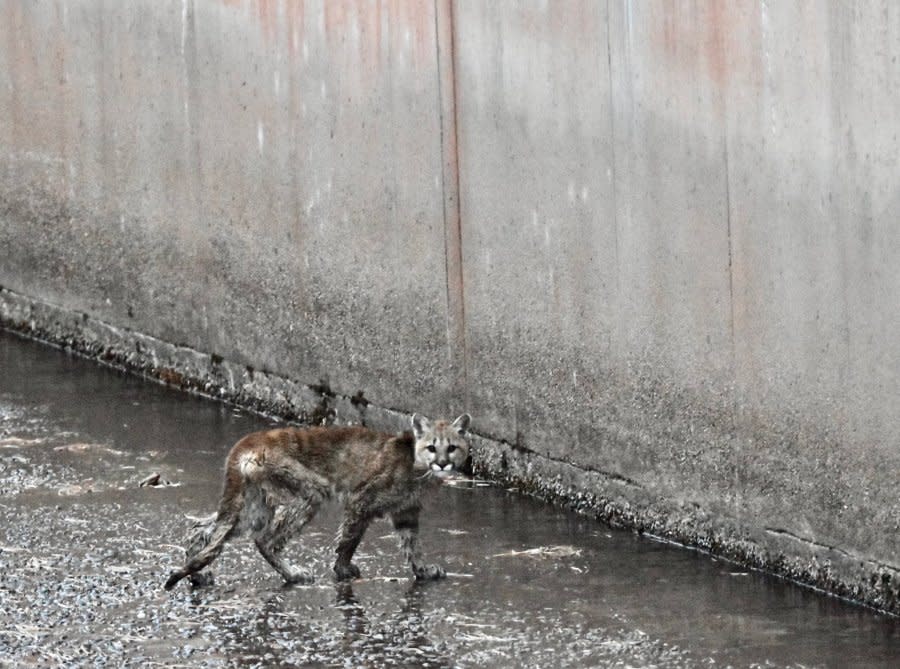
[335,580,454,668]
[202,579,455,667]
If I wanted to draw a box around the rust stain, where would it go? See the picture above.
[652,1,762,93]
[705,1,728,89]
[217,0,278,41]
[256,0,278,39]
[284,0,304,58]
[325,0,432,69]
[323,0,349,34]
[217,0,434,74]
[517,2,601,47]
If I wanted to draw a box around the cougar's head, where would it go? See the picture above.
[411,413,471,479]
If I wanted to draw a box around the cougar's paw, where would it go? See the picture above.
[189,572,215,588]
[413,564,446,581]
[164,570,185,591]
[333,562,361,581]
[284,567,314,585]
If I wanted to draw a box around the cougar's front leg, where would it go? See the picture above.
[391,506,445,581]
[333,504,372,581]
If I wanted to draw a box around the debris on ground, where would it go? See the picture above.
[0,437,46,449]
[54,442,126,457]
[490,545,583,559]
[138,472,179,488]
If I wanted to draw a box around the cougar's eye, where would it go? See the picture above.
[447,444,457,453]
[427,444,436,453]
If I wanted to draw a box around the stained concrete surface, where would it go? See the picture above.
[451,0,900,613]
[1,331,897,668]
[3,0,900,613]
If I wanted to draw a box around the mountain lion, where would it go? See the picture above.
[164,413,471,590]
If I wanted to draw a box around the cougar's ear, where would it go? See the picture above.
[411,413,431,440]
[451,413,471,436]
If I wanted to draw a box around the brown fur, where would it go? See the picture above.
[164,414,471,590]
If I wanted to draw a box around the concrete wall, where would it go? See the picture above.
[1,1,898,612]
[0,0,461,414]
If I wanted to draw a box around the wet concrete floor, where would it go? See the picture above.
[0,329,897,668]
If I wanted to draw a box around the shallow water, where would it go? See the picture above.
[0,329,897,668]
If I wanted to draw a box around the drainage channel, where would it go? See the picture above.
[0,329,897,668]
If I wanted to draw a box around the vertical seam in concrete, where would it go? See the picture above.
[724,133,734,348]
[723,115,738,432]
[434,0,468,400]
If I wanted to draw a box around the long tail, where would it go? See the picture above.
[164,469,244,590]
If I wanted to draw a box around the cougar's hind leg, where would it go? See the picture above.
[254,463,329,585]
[181,513,218,587]
[165,505,241,590]
[165,469,245,591]
[254,493,323,584]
